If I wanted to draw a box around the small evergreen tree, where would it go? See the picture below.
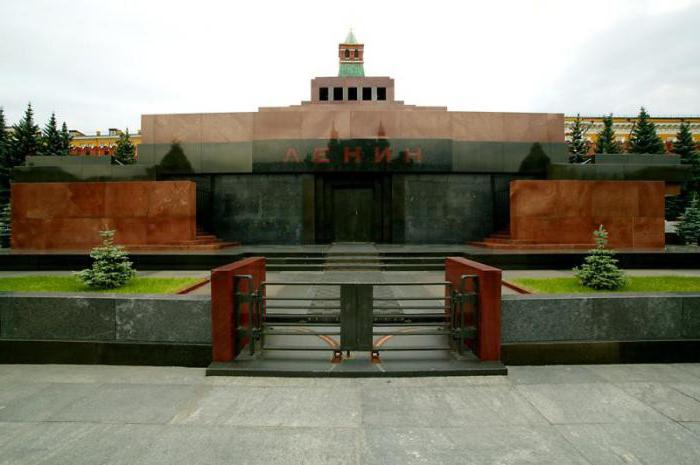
[40,112,63,156]
[676,195,700,246]
[628,107,664,154]
[112,129,136,165]
[76,229,136,289]
[568,114,590,163]
[595,114,622,154]
[10,103,40,167]
[574,225,626,290]
[60,121,72,156]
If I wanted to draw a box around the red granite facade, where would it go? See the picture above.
[509,180,666,249]
[11,181,196,250]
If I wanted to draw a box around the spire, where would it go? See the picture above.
[338,30,364,77]
[345,29,358,44]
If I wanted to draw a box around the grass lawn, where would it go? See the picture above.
[0,276,202,294]
[511,276,700,294]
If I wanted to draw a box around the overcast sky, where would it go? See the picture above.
[1,0,698,133]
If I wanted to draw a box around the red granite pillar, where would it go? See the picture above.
[445,257,502,361]
[210,257,266,362]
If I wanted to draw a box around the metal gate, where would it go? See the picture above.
[232,275,479,361]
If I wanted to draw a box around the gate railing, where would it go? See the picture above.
[232,276,480,361]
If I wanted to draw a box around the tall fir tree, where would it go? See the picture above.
[112,129,136,165]
[40,112,63,156]
[595,114,622,154]
[676,195,700,246]
[60,122,72,156]
[0,107,6,161]
[628,107,664,154]
[568,114,590,163]
[0,108,9,201]
[674,121,699,191]
[10,103,40,167]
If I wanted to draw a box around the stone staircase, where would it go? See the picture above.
[122,228,239,251]
[470,227,594,250]
[265,243,446,271]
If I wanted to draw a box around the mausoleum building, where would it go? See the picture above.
[11,32,689,250]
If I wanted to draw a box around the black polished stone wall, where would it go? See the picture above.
[400,174,494,244]
[197,172,515,244]
[211,174,305,244]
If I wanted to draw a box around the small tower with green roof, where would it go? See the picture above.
[338,29,364,77]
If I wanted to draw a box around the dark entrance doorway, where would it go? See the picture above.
[315,174,392,243]
[333,187,374,242]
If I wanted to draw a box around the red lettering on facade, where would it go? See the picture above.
[374,147,392,163]
[312,147,330,163]
[283,147,301,163]
[343,147,363,164]
[402,147,423,163]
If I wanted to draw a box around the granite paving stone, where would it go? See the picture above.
[48,383,206,424]
[0,382,49,407]
[0,421,161,465]
[172,385,361,427]
[587,363,700,384]
[515,383,668,424]
[668,382,700,403]
[360,425,592,465]
[1,364,700,464]
[673,363,700,380]
[0,383,100,422]
[557,422,700,465]
[506,365,606,385]
[138,425,360,465]
[615,382,700,422]
[682,421,700,437]
[361,385,548,427]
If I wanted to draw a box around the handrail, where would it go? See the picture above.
[240,279,478,359]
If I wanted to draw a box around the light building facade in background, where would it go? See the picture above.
[565,115,700,153]
[68,128,142,156]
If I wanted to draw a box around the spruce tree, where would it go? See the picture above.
[76,229,136,289]
[676,195,700,246]
[10,103,40,167]
[628,107,664,154]
[112,129,136,165]
[0,107,6,162]
[568,114,590,163]
[0,203,10,248]
[674,121,700,194]
[0,108,9,202]
[40,112,63,156]
[595,114,622,154]
[0,107,10,183]
[60,121,72,156]
[574,225,626,290]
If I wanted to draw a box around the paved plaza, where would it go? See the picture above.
[1,364,700,464]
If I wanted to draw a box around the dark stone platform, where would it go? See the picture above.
[1,243,700,271]
[207,349,507,377]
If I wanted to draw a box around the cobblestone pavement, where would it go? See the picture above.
[1,363,700,464]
